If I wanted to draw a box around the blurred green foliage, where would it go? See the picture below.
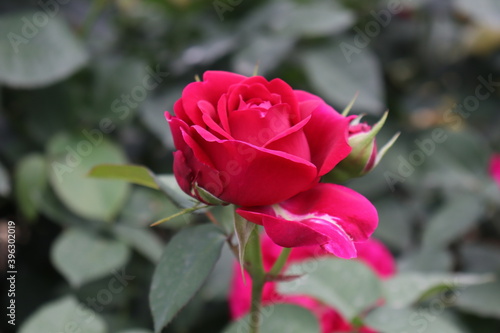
[1,0,500,332]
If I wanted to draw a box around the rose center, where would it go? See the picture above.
[248,101,272,110]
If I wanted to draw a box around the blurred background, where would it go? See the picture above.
[1,0,500,332]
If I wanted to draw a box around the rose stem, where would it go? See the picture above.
[246,227,265,333]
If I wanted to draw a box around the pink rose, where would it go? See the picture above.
[490,154,500,187]
[229,233,396,333]
[237,183,378,258]
[166,71,351,206]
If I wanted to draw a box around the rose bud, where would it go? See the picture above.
[325,111,399,183]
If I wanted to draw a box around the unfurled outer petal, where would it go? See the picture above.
[167,113,225,201]
[237,183,378,258]
[294,91,351,176]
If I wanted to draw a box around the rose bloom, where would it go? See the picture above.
[229,234,396,333]
[167,71,352,207]
[167,71,378,256]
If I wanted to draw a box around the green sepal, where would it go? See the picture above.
[194,183,229,205]
[233,211,257,282]
[341,92,359,117]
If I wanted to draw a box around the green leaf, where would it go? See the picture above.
[223,304,320,333]
[8,83,80,142]
[279,0,355,37]
[149,224,225,332]
[383,272,494,308]
[118,330,152,333]
[232,34,295,76]
[398,248,453,273]
[113,224,163,263]
[278,257,382,320]
[47,133,129,222]
[426,130,491,175]
[51,228,131,287]
[14,154,47,220]
[0,161,10,197]
[88,164,159,189]
[365,306,467,333]
[301,41,384,114]
[19,295,107,333]
[422,193,484,249]
[456,281,500,319]
[202,243,235,300]
[88,57,148,124]
[460,243,500,273]
[0,13,88,88]
[155,174,198,208]
[36,185,104,229]
[373,199,412,251]
[242,1,354,40]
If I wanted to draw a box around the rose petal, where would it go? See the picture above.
[168,123,225,199]
[295,91,352,176]
[227,81,276,112]
[281,184,378,243]
[228,104,292,146]
[179,71,247,126]
[165,113,190,151]
[268,78,300,123]
[228,265,252,319]
[294,90,323,103]
[280,296,353,333]
[263,215,356,258]
[264,116,311,161]
[172,150,192,196]
[490,154,500,186]
[217,93,231,133]
[198,99,232,140]
[355,239,396,279]
[237,183,378,258]
[190,126,318,206]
